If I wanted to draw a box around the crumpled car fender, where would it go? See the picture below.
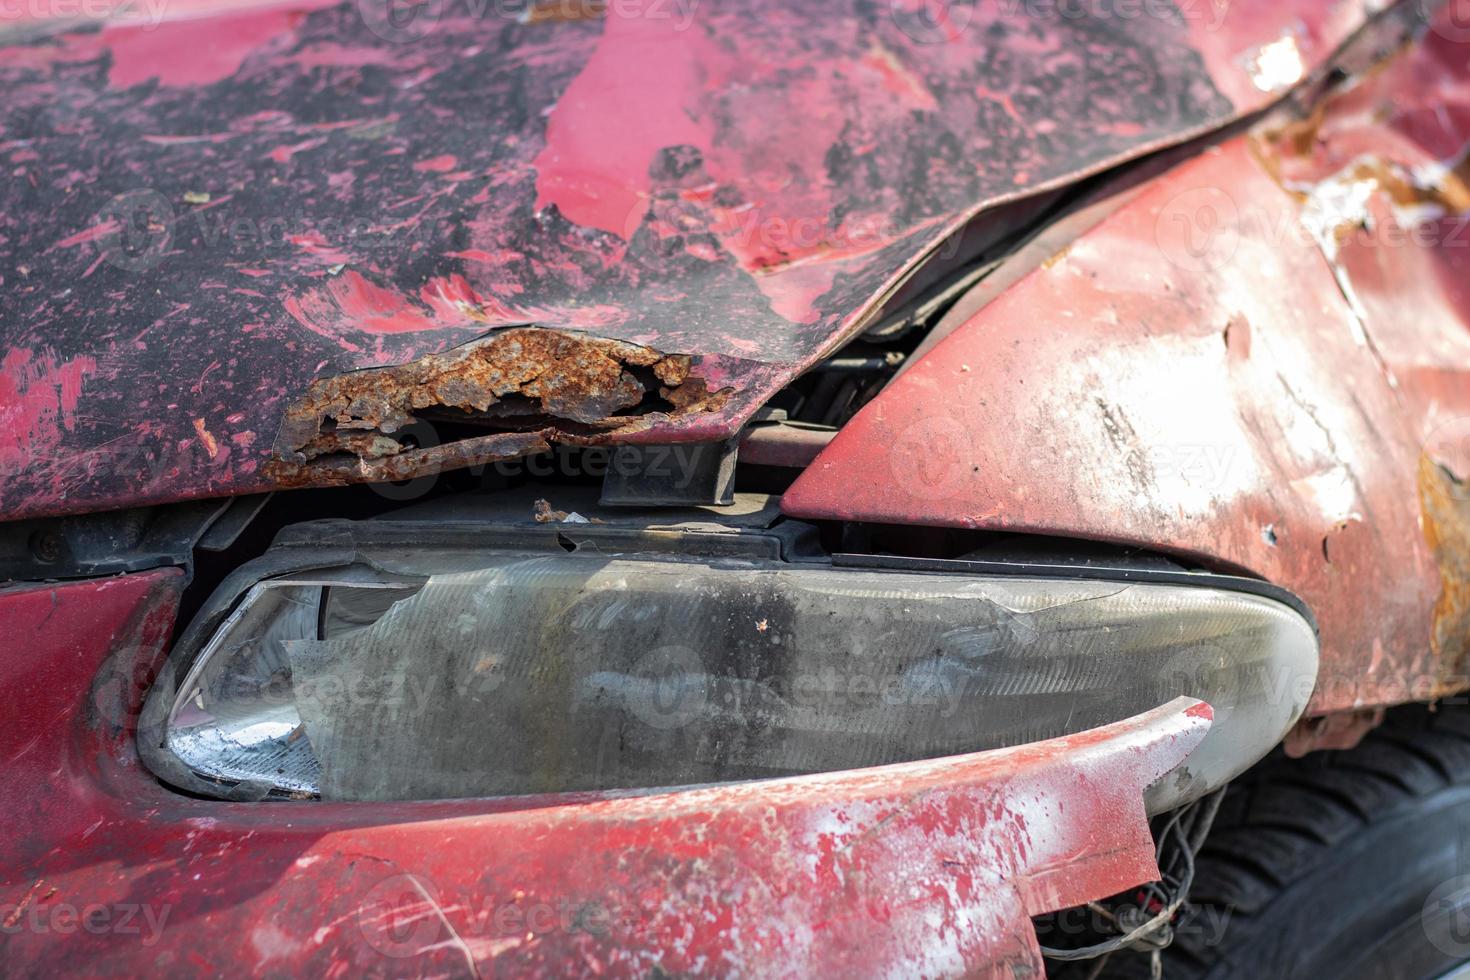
[784,13,1470,716]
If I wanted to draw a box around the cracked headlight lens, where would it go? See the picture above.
[141,536,1317,808]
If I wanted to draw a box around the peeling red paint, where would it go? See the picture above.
[412,154,458,173]
[532,6,713,237]
[51,220,119,250]
[284,270,440,342]
[1184,701,1215,721]
[0,349,97,475]
[103,10,302,88]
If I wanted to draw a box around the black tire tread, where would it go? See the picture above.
[1107,701,1470,979]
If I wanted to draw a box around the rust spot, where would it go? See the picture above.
[1346,155,1470,213]
[1222,317,1250,359]
[522,0,606,25]
[533,498,605,523]
[1419,454,1470,698]
[1253,50,1470,230]
[1040,242,1072,270]
[266,328,731,487]
[1297,156,1470,250]
[1282,706,1383,757]
[193,418,219,460]
[1274,101,1327,158]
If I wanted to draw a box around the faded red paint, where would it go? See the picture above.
[104,10,303,88]
[785,19,1470,715]
[532,4,714,238]
[51,220,120,250]
[1182,0,1372,107]
[282,269,668,354]
[412,154,458,174]
[1260,16,1470,434]
[284,270,440,342]
[0,348,97,476]
[0,570,1211,975]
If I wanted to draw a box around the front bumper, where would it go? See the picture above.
[0,569,1211,976]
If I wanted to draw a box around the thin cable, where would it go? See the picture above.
[1038,820,1196,961]
[1038,786,1227,963]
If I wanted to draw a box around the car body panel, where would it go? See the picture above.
[0,0,1379,519]
[784,14,1470,715]
[2,6,1463,973]
[0,570,1211,975]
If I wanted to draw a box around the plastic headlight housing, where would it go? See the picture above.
[139,519,1318,809]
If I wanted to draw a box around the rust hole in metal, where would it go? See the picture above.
[266,328,731,488]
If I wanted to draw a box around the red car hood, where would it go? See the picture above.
[0,0,1375,518]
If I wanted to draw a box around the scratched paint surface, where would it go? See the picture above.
[0,0,1377,518]
[0,570,1210,975]
[785,12,1470,715]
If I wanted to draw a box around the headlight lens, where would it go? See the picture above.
[141,519,1318,808]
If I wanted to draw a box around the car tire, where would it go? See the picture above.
[1106,702,1470,979]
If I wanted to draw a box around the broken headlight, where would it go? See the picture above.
[139,517,1317,808]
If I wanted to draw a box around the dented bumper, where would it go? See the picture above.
[1,569,1212,976]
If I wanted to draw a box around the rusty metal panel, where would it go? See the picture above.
[0,0,1380,519]
[784,15,1470,715]
[0,569,1211,974]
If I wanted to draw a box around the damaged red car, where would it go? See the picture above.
[4,0,1470,975]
